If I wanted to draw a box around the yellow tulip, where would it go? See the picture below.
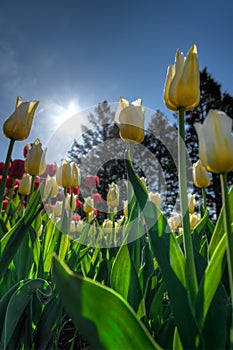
[76,220,84,233]
[194,110,233,173]
[107,182,119,208]
[24,138,47,176]
[56,160,80,188]
[44,175,59,198]
[102,219,114,234]
[164,45,200,111]
[3,96,39,140]
[65,193,77,211]
[18,173,32,195]
[56,160,73,188]
[83,196,94,214]
[54,201,63,217]
[115,97,145,144]
[188,193,195,214]
[193,160,211,188]
[70,162,81,187]
[70,220,76,233]
[148,191,161,208]
[190,213,201,230]
[168,213,182,231]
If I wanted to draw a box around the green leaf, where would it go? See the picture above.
[34,295,63,349]
[0,189,43,281]
[201,283,228,349]
[169,233,186,288]
[125,152,200,349]
[195,233,226,325]
[53,256,162,350]
[110,244,144,316]
[173,327,183,350]
[209,186,233,258]
[0,278,52,349]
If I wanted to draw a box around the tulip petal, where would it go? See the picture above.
[195,110,233,173]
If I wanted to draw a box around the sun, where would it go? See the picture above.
[52,99,80,128]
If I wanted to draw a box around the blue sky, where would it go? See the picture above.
[0,0,233,162]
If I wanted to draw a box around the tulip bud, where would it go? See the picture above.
[148,191,161,208]
[70,162,81,187]
[188,193,195,214]
[86,175,100,188]
[44,175,59,198]
[115,98,145,144]
[190,213,201,230]
[102,219,114,234]
[0,162,5,175]
[18,173,32,195]
[65,193,77,211]
[92,193,102,204]
[194,110,233,174]
[83,196,94,214]
[140,177,147,187]
[54,201,63,217]
[8,159,25,179]
[56,160,73,188]
[70,220,76,233]
[193,160,211,188]
[164,45,200,111]
[76,220,84,233]
[24,138,47,176]
[3,97,39,140]
[168,213,182,231]
[107,182,119,208]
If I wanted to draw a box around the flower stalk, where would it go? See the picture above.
[178,107,198,303]
[201,188,207,210]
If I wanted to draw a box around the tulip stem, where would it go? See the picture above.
[0,138,15,211]
[201,188,207,210]
[220,173,233,345]
[127,144,134,219]
[178,107,198,304]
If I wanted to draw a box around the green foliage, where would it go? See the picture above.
[53,255,162,350]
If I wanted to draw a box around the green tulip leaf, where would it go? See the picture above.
[110,243,145,317]
[209,186,233,257]
[125,153,200,349]
[0,189,43,281]
[0,278,52,349]
[195,233,226,325]
[53,255,162,350]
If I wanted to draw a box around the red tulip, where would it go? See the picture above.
[34,177,40,189]
[6,176,20,188]
[76,198,83,209]
[8,159,25,179]
[67,187,80,195]
[23,143,33,158]
[2,199,8,211]
[92,193,102,203]
[41,163,56,178]
[86,175,100,188]
[0,162,5,175]
[72,213,81,221]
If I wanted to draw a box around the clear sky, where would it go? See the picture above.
[0,0,232,162]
